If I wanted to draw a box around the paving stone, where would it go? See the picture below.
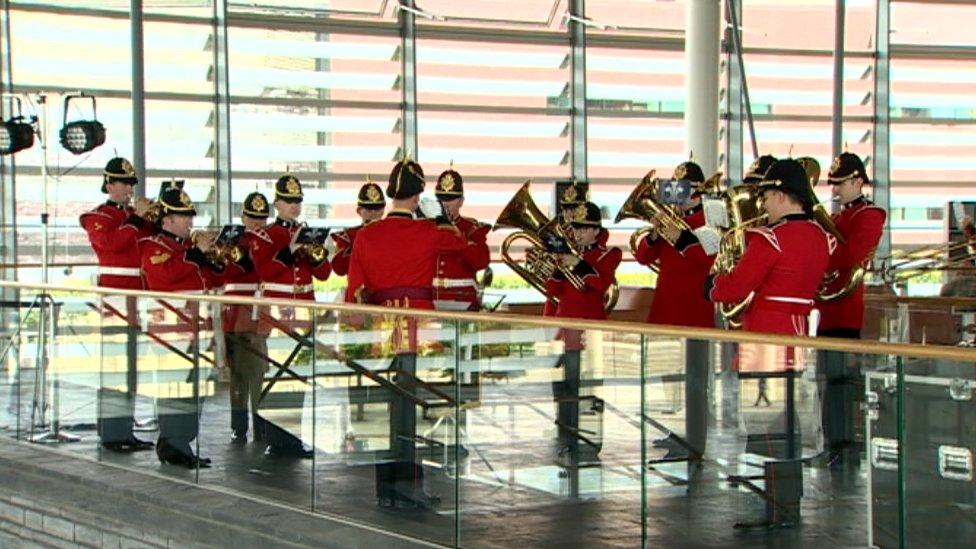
[41,514,75,541]
[73,524,103,548]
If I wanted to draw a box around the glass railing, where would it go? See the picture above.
[1,281,974,548]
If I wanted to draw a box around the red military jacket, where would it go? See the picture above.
[433,215,491,310]
[635,206,716,327]
[344,209,468,310]
[139,230,223,292]
[707,213,836,335]
[248,218,331,300]
[329,224,366,277]
[817,196,886,332]
[80,201,155,289]
[543,226,609,316]
[544,243,622,321]
[220,231,262,333]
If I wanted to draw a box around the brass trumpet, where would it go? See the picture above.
[133,197,163,224]
[191,229,246,266]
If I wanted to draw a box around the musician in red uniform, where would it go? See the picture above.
[330,182,386,277]
[817,152,886,338]
[345,159,467,509]
[431,167,491,311]
[345,161,468,311]
[707,159,835,338]
[816,152,886,466]
[705,159,836,351]
[545,181,605,316]
[80,157,156,452]
[139,188,224,468]
[221,192,271,444]
[545,201,622,322]
[248,175,331,301]
[544,201,620,460]
[635,161,719,328]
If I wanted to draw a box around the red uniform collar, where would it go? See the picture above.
[842,195,868,210]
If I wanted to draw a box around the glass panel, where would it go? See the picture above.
[416,37,570,109]
[890,58,976,122]
[145,21,213,95]
[307,307,460,544]
[742,53,872,118]
[891,2,976,47]
[458,321,644,546]
[8,10,130,90]
[227,28,401,103]
[741,0,835,51]
[586,47,686,115]
[228,0,392,20]
[228,105,401,177]
[586,0,686,37]
[415,0,566,30]
[416,110,570,179]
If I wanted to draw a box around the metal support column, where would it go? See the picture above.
[831,0,846,160]
[873,0,892,258]
[130,0,147,196]
[723,0,744,184]
[212,0,232,224]
[399,1,418,160]
[568,0,587,181]
[686,0,721,174]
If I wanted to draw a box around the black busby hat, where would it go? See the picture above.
[158,179,185,199]
[102,157,137,193]
[274,175,304,203]
[673,161,705,184]
[828,152,869,185]
[158,188,196,217]
[743,154,778,184]
[568,201,602,228]
[242,191,270,218]
[435,169,464,200]
[357,182,386,209]
[556,180,588,208]
[757,159,813,208]
[387,160,425,199]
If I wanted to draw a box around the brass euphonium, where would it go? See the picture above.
[712,183,765,326]
[494,181,619,312]
[613,170,690,272]
[614,170,693,273]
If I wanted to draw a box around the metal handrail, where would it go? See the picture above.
[2,280,975,363]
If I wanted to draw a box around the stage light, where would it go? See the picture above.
[59,94,106,155]
[0,117,35,155]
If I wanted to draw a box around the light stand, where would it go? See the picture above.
[28,93,78,443]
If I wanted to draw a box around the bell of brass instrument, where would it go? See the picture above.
[495,181,585,291]
[495,181,619,312]
[191,229,246,266]
[133,197,163,224]
[615,170,692,252]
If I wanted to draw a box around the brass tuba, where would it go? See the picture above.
[614,170,692,268]
[495,181,618,313]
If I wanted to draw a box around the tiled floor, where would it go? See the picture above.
[0,367,874,548]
